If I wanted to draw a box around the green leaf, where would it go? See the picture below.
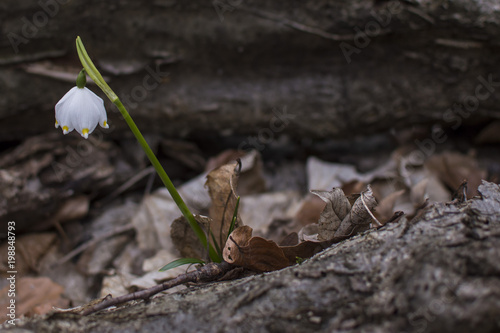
[210,230,222,258]
[159,258,205,272]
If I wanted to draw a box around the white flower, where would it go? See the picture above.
[55,86,109,139]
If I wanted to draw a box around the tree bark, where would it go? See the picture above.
[4,181,500,333]
[1,0,499,141]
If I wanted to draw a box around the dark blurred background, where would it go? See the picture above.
[1,0,500,228]
[1,0,499,141]
[1,0,500,315]
[1,0,500,230]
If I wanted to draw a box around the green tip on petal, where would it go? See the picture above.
[62,126,69,134]
[76,69,87,88]
[82,128,89,139]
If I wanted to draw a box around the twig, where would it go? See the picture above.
[239,6,355,41]
[82,261,234,316]
[98,166,155,206]
[54,224,135,266]
[434,38,483,49]
[144,168,156,195]
[406,6,435,25]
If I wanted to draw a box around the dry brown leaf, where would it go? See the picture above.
[206,161,242,247]
[475,120,500,144]
[0,277,69,318]
[205,149,246,172]
[280,241,332,263]
[307,156,398,191]
[335,185,378,237]
[223,226,289,272]
[298,223,320,242]
[376,189,405,223]
[53,195,90,223]
[294,194,326,226]
[239,191,301,240]
[311,188,351,241]
[0,233,57,275]
[223,226,348,272]
[237,150,267,195]
[410,179,429,206]
[342,180,367,196]
[425,151,486,198]
[279,232,299,246]
[171,215,212,260]
[425,175,452,203]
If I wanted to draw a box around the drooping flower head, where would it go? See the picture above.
[55,69,109,139]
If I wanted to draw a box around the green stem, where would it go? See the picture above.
[114,100,219,262]
[76,36,220,262]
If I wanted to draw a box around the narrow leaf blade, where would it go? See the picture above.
[159,258,205,272]
[227,196,240,240]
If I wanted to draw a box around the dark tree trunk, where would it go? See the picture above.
[0,0,499,142]
[2,2,500,332]
[5,181,500,332]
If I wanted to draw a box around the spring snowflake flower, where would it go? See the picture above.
[55,70,109,139]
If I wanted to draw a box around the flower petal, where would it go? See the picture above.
[55,86,79,127]
[54,86,108,139]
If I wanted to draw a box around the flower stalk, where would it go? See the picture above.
[75,36,220,262]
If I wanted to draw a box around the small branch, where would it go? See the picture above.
[98,166,155,206]
[54,224,135,266]
[82,261,234,316]
[434,38,483,49]
[239,6,355,42]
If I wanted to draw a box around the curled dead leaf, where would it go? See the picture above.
[206,161,242,248]
[223,226,348,272]
[312,188,351,241]
[335,185,378,237]
[223,226,289,272]
[311,186,378,240]
[171,215,212,260]
[278,232,299,246]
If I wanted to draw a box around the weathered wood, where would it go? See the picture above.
[1,0,499,142]
[4,181,500,332]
